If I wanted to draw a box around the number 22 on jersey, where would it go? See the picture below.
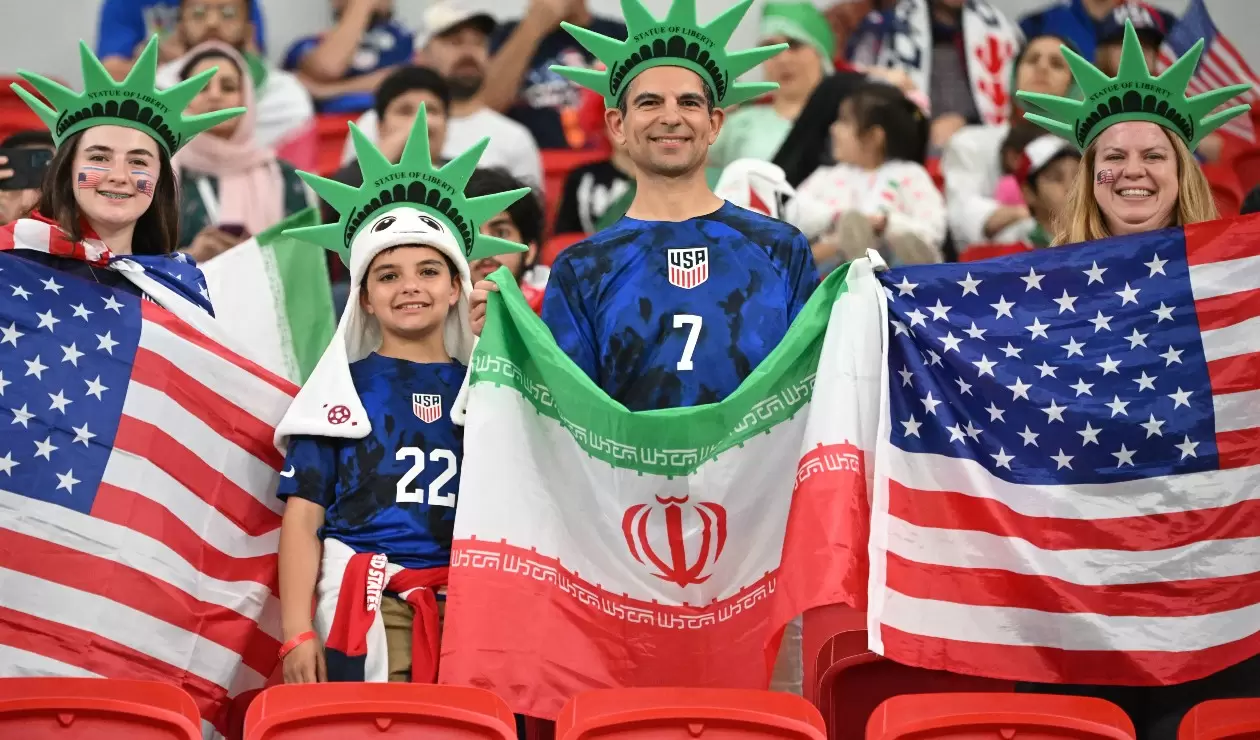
[395,447,458,506]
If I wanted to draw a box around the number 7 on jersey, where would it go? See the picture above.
[674,314,702,371]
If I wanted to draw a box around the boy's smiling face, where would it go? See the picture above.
[360,245,461,341]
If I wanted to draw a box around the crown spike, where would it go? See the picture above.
[160,64,218,113]
[702,0,756,47]
[726,45,789,79]
[1115,21,1154,82]
[668,0,697,29]
[397,105,434,170]
[619,0,660,35]
[560,24,628,69]
[349,122,395,175]
[551,66,610,98]
[724,81,781,109]
[79,41,119,93]
[1155,40,1205,101]
[1198,103,1252,140]
[438,137,490,192]
[9,86,59,133]
[1061,48,1113,100]
[1020,112,1076,142]
[286,222,351,265]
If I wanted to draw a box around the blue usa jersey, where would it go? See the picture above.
[277,354,465,569]
[541,202,818,411]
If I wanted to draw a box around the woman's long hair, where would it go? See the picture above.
[772,70,868,187]
[1053,126,1217,246]
[37,130,181,255]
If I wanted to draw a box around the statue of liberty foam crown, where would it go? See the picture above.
[275,106,532,443]
[1016,20,1252,150]
[550,0,788,108]
[12,36,244,155]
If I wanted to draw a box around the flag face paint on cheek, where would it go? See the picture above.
[77,165,110,190]
[1096,169,1115,184]
[132,171,155,198]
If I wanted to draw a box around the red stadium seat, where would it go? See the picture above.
[1232,147,1260,195]
[556,687,827,740]
[803,604,867,705]
[314,113,358,177]
[1178,699,1260,740]
[0,677,202,739]
[0,75,52,143]
[243,682,516,739]
[1203,163,1244,217]
[925,157,945,193]
[960,243,1034,261]
[818,641,1014,740]
[541,149,609,234]
[541,232,586,266]
[867,693,1136,740]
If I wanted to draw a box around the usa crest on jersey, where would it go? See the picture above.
[667,247,709,289]
[412,393,443,423]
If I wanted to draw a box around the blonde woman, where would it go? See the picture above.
[1012,19,1257,740]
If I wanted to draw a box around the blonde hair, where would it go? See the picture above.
[1052,126,1218,246]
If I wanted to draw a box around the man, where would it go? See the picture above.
[342,1,545,188]
[0,131,53,226]
[478,0,627,150]
[284,0,414,114]
[1019,0,1177,64]
[1094,1,1174,76]
[153,0,315,162]
[96,0,266,79]
[466,167,549,313]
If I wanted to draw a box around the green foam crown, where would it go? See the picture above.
[13,36,244,155]
[285,104,530,265]
[552,0,787,108]
[1016,20,1251,150]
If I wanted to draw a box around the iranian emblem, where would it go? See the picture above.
[413,393,442,423]
[667,247,709,289]
[622,495,727,587]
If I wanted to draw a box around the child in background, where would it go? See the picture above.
[796,81,945,270]
[993,124,1044,207]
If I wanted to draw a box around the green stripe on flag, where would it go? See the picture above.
[473,264,851,477]
[256,208,336,381]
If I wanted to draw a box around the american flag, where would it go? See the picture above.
[1157,0,1260,142]
[0,250,296,736]
[869,216,1260,686]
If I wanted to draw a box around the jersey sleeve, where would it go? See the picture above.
[540,253,601,383]
[277,435,338,510]
[95,0,145,59]
[785,230,820,322]
[282,35,321,72]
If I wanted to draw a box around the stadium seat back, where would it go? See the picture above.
[1178,698,1260,740]
[1232,147,1260,195]
[556,687,827,739]
[541,149,609,234]
[0,677,202,739]
[803,605,868,705]
[867,693,1136,740]
[314,113,358,177]
[541,232,587,266]
[243,683,516,739]
[819,651,1015,740]
[0,75,50,143]
[1202,163,1244,217]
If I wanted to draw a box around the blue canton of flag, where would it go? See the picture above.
[1,255,140,511]
[881,231,1217,485]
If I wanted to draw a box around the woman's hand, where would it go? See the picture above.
[185,225,244,263]
[469,279,500,337]
[282,635,326,684]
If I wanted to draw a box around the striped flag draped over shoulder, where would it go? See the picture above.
[0,250,297,737]
[870,215,1260,686]
[441,261,886,719]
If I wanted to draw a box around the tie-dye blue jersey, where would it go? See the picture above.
[541,202,819,411]
[277,354,465,569]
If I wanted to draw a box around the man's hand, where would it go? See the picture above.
[528,0,571,29]
[930,113,967,148]
[155,33,186,64]
[469,279,500,337]
[282,636,327,684]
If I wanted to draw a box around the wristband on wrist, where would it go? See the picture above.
[278,631,316,659]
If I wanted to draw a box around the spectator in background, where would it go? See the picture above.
[708,2,836,170]
[999,134,1081,248]
[342,1,545,189]
[479,0,627,150]
[284,0,414,114]
[553,138,634,235]
[465,167,549,313]
[992,123,1045,208]
[1094,2,1173,75]
[0,131,54,226]
[174,43,313,263]
[154,0,315,164]
[848,0,1022,149]
[96,0,266,79]
[1244,186,1260,216]
[1019,0,1176,64]
[942,34,1076,249]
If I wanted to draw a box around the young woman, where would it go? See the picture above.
[3,36,243,313]
[174,41,312,263]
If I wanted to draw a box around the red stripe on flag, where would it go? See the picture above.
[113,416,280,537]
[1194,287,1260,332]
[1184,216,1260,266]
[1215,428,1260,470]
[0,606,232,735]
[0,528,279,679]
[878,623,1260,687]
[90,483,278,588]
[140,301,299,397]
[1207,352,1260,395]
[131,347,286,471]
[887,481,1260,552]
[884,552,1260,618]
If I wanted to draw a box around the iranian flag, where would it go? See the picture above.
[440,258,885,719]
[199,208,336,383]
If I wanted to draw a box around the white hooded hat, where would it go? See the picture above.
[274,106,530,444]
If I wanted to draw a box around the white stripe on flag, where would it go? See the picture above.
[199,242,296,383]
[1201,316,1260,362]
[1188,255,1260,301]
[0,644,103,678]
[121,383,285,515]
[0,489,277,622]
[0,566,265,690]
[1212,389,1260,433]
[881,446,1256,519]
[885,516,1260,585]
[879,589,1260,652]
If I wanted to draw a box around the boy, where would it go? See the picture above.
[464,167,547,313]
[273,108,530,683]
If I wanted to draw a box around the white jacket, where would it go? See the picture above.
[942,123,1010,248]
